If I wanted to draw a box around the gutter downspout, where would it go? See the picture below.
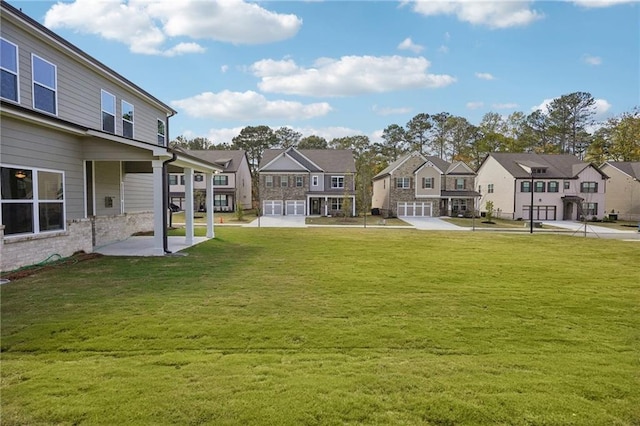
[162,151,177,253]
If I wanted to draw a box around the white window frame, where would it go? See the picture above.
[157,119,166,146]
[488,183,494,194]
[101,90,116,133]
[0,37,19,103]
[312,175,319,187]
[397,177,410,189]
[213,175,228,186]
[455,178,465,190]
[331,176,345,189]
[265,175,273,187]
[423,177,434,189]
[296,176,304,187]
[31,54,57,115]
[0,164,66,236]
[122,100,134,138]
[330,197,343,211]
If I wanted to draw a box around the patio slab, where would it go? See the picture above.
[94,236,209,257]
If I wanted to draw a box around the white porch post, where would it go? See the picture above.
[152,160,164,255]
[184,168,194,245]
[324,196,328,216]
[447,197,452,216]
[205,172,215,238]
[352,196,356,216]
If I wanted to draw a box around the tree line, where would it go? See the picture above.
[170,91,640,211]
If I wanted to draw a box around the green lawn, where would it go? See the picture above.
[2,228,639,425]
[306,215,409,226]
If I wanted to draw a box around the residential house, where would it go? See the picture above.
[475,153,608,221]
[169,150,252,212]
[258,148,356,216]
[600,162,640,221]
[371,151,479,217]
[0,2,221,272]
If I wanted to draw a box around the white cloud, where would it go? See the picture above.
[221,65,229,73]
[171,90,332,121]
[293,126,368,141]
[438,45,449,53]
[466,101,484,109]
[251,55,456,97]
[475,72,495,80]
[573,0,636,7]
[205,127,245,145]
[492,103,518,109]
[44,0,302,56]
[407,0,543,29]
[531,98,554,113]
[398,37,424,53]
[531,97,612,119]
[582,54,602,66]
[372,105,413,116]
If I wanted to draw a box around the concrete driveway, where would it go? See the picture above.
[542,220,640,237]
[398,216,467,230]
[244,215,307,227]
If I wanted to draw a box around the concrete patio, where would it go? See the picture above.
[94,236,209,257]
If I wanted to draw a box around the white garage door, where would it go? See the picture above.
[263,200,283,216]
[397,202,432,217]
[286,200,305,216]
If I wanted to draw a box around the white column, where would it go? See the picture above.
[324,197,328,216]
[152,160,164,255]
[205,172,215,238]
[184,168,194,245]
[352,196,356,216]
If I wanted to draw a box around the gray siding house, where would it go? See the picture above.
[372,152,479,217]
[258,148,357,216]
[0,2,221,271]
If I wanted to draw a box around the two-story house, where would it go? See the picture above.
[258,148,357,216]
[0,2,221,271]
[371,152,479,217]
[169,150,252,212]
[600,161,640,221]
[476,153,608,221]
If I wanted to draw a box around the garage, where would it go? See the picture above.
[523,205,557,220]
[263,200,283,216]
[397,201,432,217]
[285,200,305,216]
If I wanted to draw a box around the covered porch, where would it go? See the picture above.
[95,235,208,256]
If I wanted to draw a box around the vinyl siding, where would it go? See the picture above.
[476,156,517,218]
[93,161,121,216]
[123,173,154,213]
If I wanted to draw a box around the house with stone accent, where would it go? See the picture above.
[169,150,252,212]
[258,148,356,216]
[0,2,222,272]
[600,161,640,221]
[475,153,608,221]
[371,151,479,218]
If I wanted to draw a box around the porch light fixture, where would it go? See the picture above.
[15,170,26,179]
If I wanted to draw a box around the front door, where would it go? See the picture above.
[563,201,574,220]
[310,198,320,215]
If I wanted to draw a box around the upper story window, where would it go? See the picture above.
[455,178,465,190]
[422,177,434,189]
[122,100,134,138]
[1,165,65,236]
[580,181,598,193]
[101,90,115,133]
[532,168,546,175]
[157,119,166,146]
[296,176,304,187]
[521,181,531,193]
[280,176,288,187]
[332,176,345,189]
[488,183,494,193]
[32,54,57,115]
[213,175,228,186]
[564,181,571,190]
[548,181,559,193]
[169,175,178,185]
[312,175,319,186]
[265,175,273,187]
[396,177,410,189]
[1,38,19,102]
[534,181,545,192]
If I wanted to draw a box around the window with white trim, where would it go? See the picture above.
[455,178,465,190]
[280,176,288,187]
[194,174,204,182]
[1,38,19,102]
[157,119,166,146]
[32,54,57,114]
[564,181,571,190]
[265,175,273,187]
[169,175,178,185]
[422,177,434,189]
[312,175,319,186]
[521,181,531,193]
[122,100,134,138]
[296,176,304,187]
[214,194,228,207]
[582,202,598,216]
[214,175,228,186]
[101,90,115,133]
[396,177,410,189]
[488,183,494,193]
[332,176,344,189]
[330,197,343,211]
[1,166,65,235]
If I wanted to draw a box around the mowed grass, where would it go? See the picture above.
[1,228,639,425]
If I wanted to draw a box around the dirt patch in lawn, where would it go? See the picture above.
[1,251,103,282]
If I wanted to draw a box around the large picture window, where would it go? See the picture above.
[1,38,19,102]
[32,55,57,114]
[1,166,64,236]
[101,90,115,133]
[122,100,134,138]
[580,182,598,193]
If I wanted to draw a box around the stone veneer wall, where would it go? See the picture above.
[387,155,425,216]
[1,212,154,272]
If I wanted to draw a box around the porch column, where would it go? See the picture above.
[447,197,452,216]
[324,197,328,216]
[352,196,356,216]
[152,160,164,255]
[205,172,215,238]
[184,168,194,245]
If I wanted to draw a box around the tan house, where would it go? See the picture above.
[169,150,252,212]
[371,151,479,218]
[0,2,222,271]
[476,153,608,221]
[600,162,640,221]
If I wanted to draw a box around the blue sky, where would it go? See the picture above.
[11,0,640,144]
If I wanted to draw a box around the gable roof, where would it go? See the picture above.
[374,152,462,180]
[483,153,606,179]
[603,161,640,179]
[259,148,355,173]
[185,150,247,173]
